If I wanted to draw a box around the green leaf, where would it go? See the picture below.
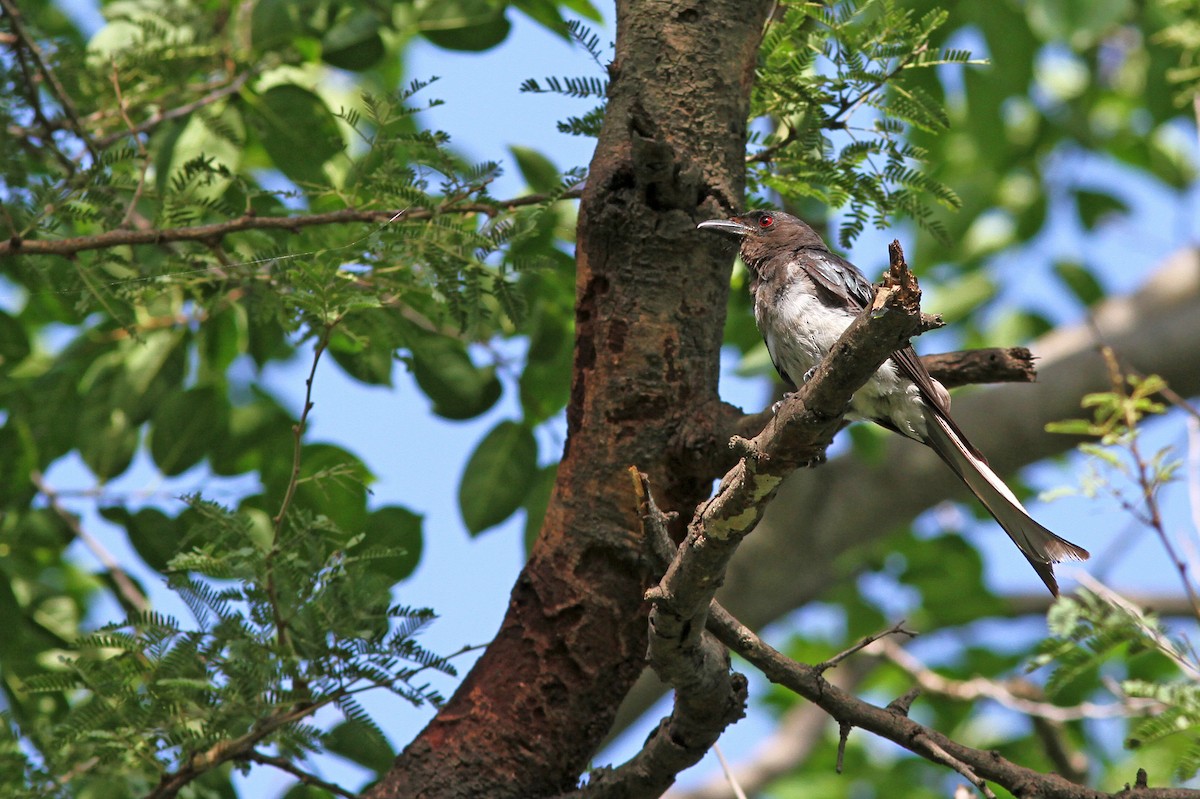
[325,718,395,775]
[78,406,139,482]
[924,271,996,323]
[1045,418,1097,436]
[322,10,386,71]
[283,443,373,535]
[1074,189,1129,230]
[210,393,296,477]
[197,305,248,381]
[511,0,567,35]
[154,104,245,200]
[459,421,538,535]
[99,506,183,573]
[251,0,323,51]
[149,386,230,476]
[418,0,512,51]
[0,309,30,368]
[410,337,502,420]
[328,310,406,387]
[358,506,423,583]
[509,145,560,194]
[1053,261,1106,306]
[250,85,343,186]
[561,0,603,21]
[518,307,572,423]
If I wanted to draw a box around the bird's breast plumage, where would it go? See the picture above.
[751,264,930,440]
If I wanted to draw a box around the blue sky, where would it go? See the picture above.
[39,0,1200,795]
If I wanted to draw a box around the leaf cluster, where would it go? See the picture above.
[747,0,979,245]
[1034,587,1200,779]
[5,495,450,798]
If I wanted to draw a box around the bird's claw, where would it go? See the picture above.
[802,367,817,383]
[770,391,796,414]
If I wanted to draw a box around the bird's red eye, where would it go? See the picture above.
[759,214,774,228]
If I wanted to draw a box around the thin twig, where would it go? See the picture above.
[31,470,149,616]
[110,59,152,228]
[268,323,337,654]
[0,0,97,162]
[815,619,916,673]
[877,637,1162,722]
[915,733,995,799]
[94,70,255,149]
[246,752,357,799]
[1100,346,1200,618]
[711,743,748,799]
[146,694,340,799]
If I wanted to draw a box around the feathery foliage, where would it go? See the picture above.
[747,0,982,245]
[5,493,450,798]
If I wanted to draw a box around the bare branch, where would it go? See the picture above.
[876,637,1162,723]
[922,346,1037,388]
[31,470,149,616]
[666,656,870,799]
[245,752,357,799]
[705,603,1200,799]
[815,619,916,674]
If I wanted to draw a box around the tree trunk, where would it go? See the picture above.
[368,1,773,796]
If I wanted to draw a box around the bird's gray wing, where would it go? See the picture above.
[795,248,876,311]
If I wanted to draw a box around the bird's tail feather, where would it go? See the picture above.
[922,412,1089,596]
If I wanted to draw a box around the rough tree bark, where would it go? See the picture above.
[368,2,773,796]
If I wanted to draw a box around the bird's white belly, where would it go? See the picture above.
[755,285,930,440]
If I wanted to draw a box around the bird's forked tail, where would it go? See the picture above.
[922,411,1089,596]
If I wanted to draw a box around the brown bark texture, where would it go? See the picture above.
[368,1,773,796]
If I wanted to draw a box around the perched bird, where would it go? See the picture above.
[698,209,1089,596]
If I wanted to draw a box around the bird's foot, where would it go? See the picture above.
[771,391,796,414]
[800,452,827,468]
[802,367,817,383]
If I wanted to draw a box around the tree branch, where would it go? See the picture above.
[93,70,256,150]
[0,190,582,257]
[565,471,748,799]
[245,752,357,799]
[705,603,1200,799]
[922,346,1037,388]
[875,637,1162,723]
[31,470,149,616]
[722,345,1037,445]
[665,656,873,799]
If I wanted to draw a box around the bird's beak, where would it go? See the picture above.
[697,217,754,237]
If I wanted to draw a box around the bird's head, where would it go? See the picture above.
[697,210,827,265]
